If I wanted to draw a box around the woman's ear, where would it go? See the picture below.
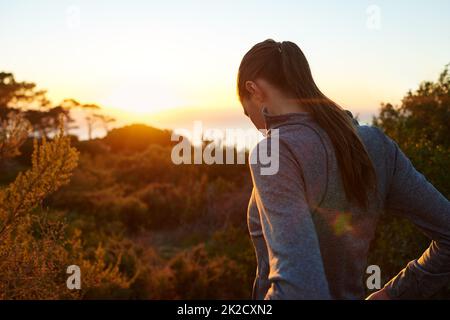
[245,80,264,103]
[245,81,256,96]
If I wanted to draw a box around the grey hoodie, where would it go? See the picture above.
[247,109,450,300]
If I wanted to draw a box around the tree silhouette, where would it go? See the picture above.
[0,72,49,109]
[93,113,116,136]
[81,103,101,140]
[0,72,73,137]
[373,65,449,148]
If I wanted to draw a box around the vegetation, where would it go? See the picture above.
[0,116,133,299]
[0,67,448,299]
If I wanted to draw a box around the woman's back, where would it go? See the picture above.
[247,110,450,299]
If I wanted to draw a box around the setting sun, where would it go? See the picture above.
[2,0,449,135]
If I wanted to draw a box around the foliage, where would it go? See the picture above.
[0,112,31,161]
[0,127,78,238]
[103,124,173,153]
[0,72,49,109]
[142,244,250,299]
[0,116,135,299]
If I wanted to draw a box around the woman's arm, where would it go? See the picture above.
[381,134,450,299]
[249,138,331,299]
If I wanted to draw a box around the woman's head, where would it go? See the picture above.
[237,39,322,128]
[237,39,377,210]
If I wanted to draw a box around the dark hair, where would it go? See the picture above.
[237,39,377,210]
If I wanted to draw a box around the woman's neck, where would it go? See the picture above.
[265,97,308,115]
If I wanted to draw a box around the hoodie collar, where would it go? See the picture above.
[262,107,313,130]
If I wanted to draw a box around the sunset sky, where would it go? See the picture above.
[1,0,450,137]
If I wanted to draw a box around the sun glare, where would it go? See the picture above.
[99,79,185,115]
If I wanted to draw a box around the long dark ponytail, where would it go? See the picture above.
[237,39,376,210]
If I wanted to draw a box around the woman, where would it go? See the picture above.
[238,39,450,300]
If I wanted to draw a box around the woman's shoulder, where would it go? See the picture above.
[356,125,395,159]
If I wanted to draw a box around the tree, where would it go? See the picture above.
[81,103,101,140]
[0,72,73,137]
[0,72,50,109]
[373,65,449,194]
[93,113,116,136]
[373,65,449,145]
